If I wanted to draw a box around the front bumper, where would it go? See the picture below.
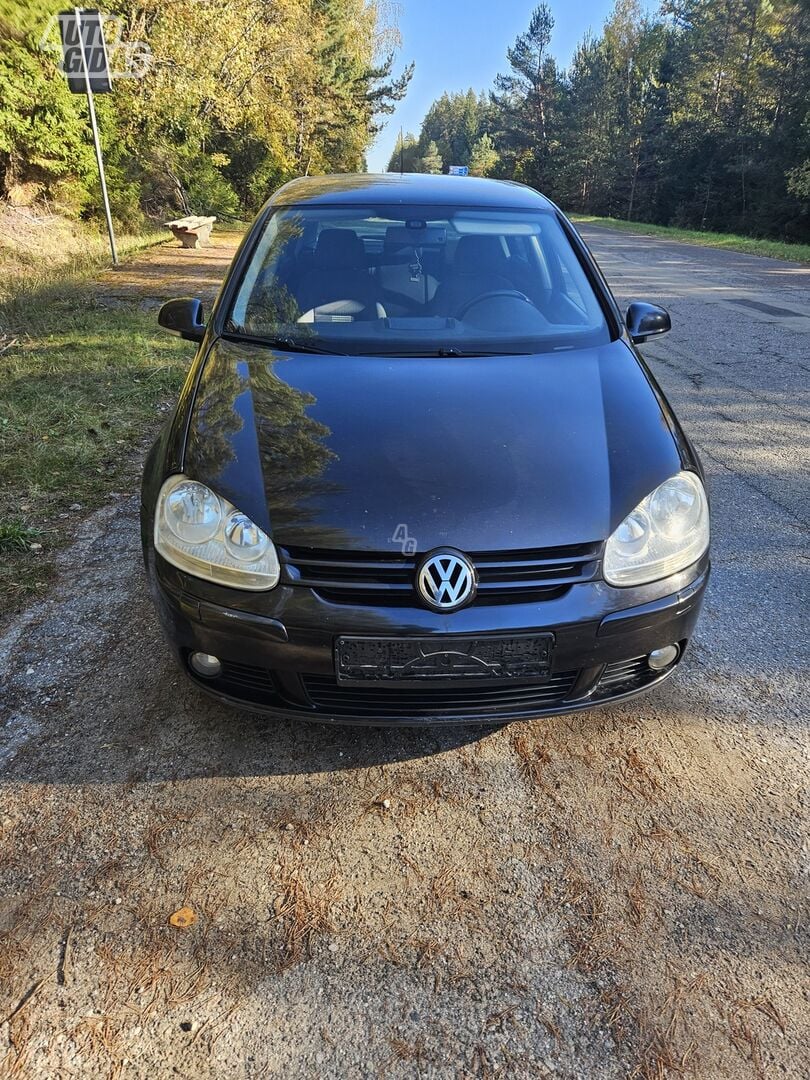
[146,552,709,725]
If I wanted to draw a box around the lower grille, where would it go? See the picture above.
[594,655,659,697]
[301,671,578,718]
[188,654,672,716]
[281,543,601,606]
[187,657,285,708]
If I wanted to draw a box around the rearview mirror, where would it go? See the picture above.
[158,297,205,342]
[626,301,671,344]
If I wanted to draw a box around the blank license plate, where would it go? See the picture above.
[335,633,554,685]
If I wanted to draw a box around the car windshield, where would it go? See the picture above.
[227,203,612,355]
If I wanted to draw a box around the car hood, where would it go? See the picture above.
[183,337,683,552]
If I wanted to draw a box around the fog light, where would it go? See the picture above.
[189,652,222,678]
[648,645,679,671]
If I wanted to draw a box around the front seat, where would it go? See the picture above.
[295,229,380,319]
[431,235,515,317]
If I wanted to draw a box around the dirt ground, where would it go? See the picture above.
[0,229,807,1079]
[95,234,238,308]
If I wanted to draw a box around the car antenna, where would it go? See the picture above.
[400,126,404,175]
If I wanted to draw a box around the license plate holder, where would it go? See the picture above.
[335,632,555,685]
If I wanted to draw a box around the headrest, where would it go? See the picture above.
[314,229,365,268]
[454,234,507,266]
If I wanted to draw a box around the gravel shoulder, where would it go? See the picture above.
[0,229,807,1079]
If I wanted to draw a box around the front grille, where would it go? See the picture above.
[301,671,578,718]
[281,543,601,606]
[594,655,659,697]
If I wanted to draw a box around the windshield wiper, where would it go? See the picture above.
[262,336,345,355]
[222,329,344,355]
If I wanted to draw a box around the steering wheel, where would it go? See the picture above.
[455,289,536,320]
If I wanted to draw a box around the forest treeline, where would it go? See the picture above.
[0,0,411,227]
[389,0,809,241]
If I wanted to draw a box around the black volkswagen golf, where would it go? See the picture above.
[141,173,710,724]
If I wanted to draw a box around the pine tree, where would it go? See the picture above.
[419,140,443,174]
[469,134,498,177]
[491,4,558,187]
[386,131,420,172]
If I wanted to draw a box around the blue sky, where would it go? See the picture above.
[367,0,630,172]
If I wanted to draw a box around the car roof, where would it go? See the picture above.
[268,172,555,211]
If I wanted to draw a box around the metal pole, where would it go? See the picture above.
[75,7,118,266]
[400,126,404,175]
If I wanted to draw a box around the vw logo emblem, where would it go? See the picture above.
[416,549,477,611]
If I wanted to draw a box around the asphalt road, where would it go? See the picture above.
[578,224,810,675]
[0,228,807,1078]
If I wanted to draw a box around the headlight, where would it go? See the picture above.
[604,471,709,586]
[154,475,279,590]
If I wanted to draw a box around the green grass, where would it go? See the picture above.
[0,522,43,552]
[0,278,193,613]
[0,227,169,306]
[569,215,810,263]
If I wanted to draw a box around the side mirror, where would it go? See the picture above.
[626,301,671,344]
[158,297,206,342]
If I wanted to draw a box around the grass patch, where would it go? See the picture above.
[0,211,169,305]
[0,522,43,552]
[570,214,810,263]
[0,277,193,616]
[0,231,167,318]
